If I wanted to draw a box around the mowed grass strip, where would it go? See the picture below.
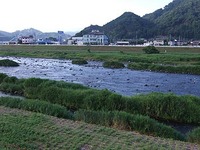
[0,106,199,150]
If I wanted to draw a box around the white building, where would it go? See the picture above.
[21,35,34,44]
[83,30,109,45]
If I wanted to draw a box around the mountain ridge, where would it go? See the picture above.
[0,28,72,41]
[76,0,200,41]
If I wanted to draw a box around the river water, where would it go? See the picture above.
[0,56,200,97]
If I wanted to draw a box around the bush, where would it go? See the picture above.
[103,61,125,69]
[0,59,19,67]
[75,110,185,141]
[143,46,160,54]
[187,127,200,144]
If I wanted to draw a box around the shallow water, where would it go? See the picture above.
[0,91,24,99]
[0,56,200,97]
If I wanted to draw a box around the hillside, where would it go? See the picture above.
[75,12,155,41]
[103,12,154,41]
[1,106,199,149]
[76,0,200,41]
[144,0,200,39]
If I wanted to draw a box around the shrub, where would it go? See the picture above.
[0,59,19,67]
[187,127,200,144]
[72,59,88,65]
[143,46,160,54]
[103,61,125,69]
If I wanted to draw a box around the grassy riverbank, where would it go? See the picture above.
[1,45,200,74]
[1,106,199,150]
[0,74,200,144]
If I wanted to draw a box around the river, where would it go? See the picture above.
[0,56,200,97]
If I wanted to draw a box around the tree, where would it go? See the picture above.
[143,46,160,54]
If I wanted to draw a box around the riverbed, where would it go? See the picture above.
[0,56,200,97]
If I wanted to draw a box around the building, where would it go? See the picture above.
[21,35,34,44]
[116,41,129,45]
[68,37,83,45]
[83,30,109,45]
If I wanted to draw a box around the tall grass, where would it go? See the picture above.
[128,62,200,75]
[130,93,200,124]
[187,127,200,144]
[75,110,185,141]
[0,97,73,119]
[1,74,200,125]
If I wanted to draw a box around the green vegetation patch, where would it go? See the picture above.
[187,127,200,144]
[0,106,199,150]
[72,59,88,65]
[0,97,73,119]
[1,74,200,125]
[143,46,160,54]
[0,59,19,67]
[128,62,200,75]
[103,61,125,69]
[75,110,184,141]
[1,74,200,144]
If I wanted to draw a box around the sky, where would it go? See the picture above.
[0,0,173,33]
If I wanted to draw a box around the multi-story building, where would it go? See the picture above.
[21,35,34,44]
[83,30,109,45]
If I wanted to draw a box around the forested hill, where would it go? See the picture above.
[144,0,200,39]
[103,12,155,41]
[75,0,200,41]
[75,12,155,41]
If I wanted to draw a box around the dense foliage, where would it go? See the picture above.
[144,0,200,39]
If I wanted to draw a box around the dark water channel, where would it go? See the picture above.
[1,56,200,97]
[0,56,200,135]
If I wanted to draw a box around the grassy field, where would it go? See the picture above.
[1,106,199,150]
[1,45,200,74]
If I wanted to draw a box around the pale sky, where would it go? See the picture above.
[0,0,173,33]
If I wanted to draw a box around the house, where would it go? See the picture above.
[153,39,164,46]
[83,30,109,45]
[21,35,34,44]
[68,37,83,45]
[116,41,129,45]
